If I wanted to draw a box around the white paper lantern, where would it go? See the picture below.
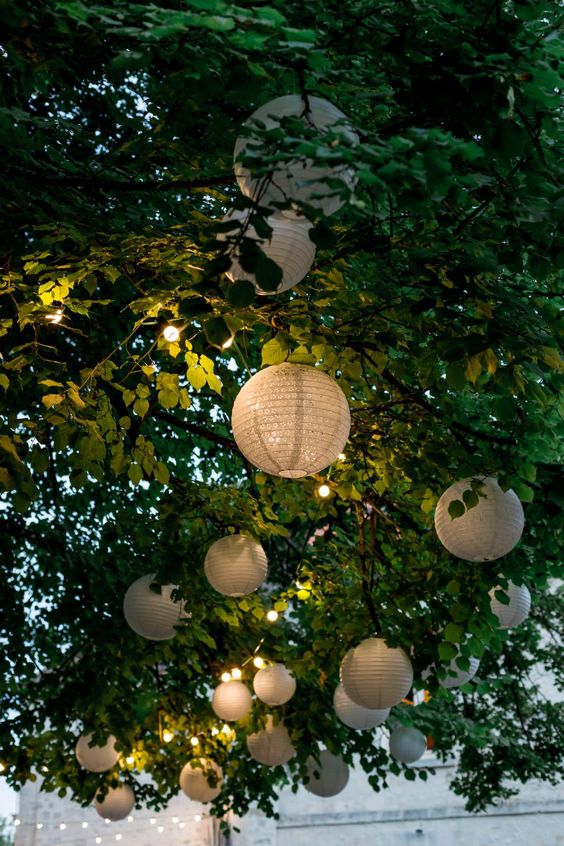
[340,638,413,710]
[234,95,358,216]
[439,654,480,689]
[246,715,295,766]
[179,758,223,803]
[205,534,268,597]
[305,750,349,797]
[389,726,427,764]
[232,363,350,478]
[489,581,531,629]
[253,663,296,706]
[75,733,119,773]
[434,477,525,562]
[218,209,316,295]
[94,784,135,821]
[333,683,390,730]
[123,574,186,641]
[212,680,252,721]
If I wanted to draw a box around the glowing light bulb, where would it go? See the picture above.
[105,818,111,824]
[195,814,202,822]
[231,667,242,679]
[162,729,173,743]
[179,823,186,830]
[253,656,265,669]
[163,324,180,342]
[222,336,234,350]
[266,610,279,622]
[116,835,122,842]
[338,452,346,460]
[14,820,20,827]
[82,821,89,828]
[37,824,43,830]
[221,671,232,683]
[127,816,133,823]
[318,483,331,498]
[46,308,63,324]
[96,839,102,844]
[211,727,219,736]
[0,763,5,772]
[190,736,199,747]
[60,823,66,831]
[125,755,135,765]
[221,724,231,735]
[172,817,179,824]
[150,818,156,825]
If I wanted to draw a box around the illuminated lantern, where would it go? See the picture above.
[246,715,295,766]
[253,663,296,706]
[211,680,252,721]
[179,758,223,803]
[75,734,119,773]
[340,637,413,709]
[123,574,185,641]
[305,750,349,797]
[94,784,135,821]
[489,581,531,629]
[333,683,389,730]
[389,726,426,764]
[204,535,268,597]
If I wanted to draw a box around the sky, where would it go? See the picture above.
[0,781,17,817]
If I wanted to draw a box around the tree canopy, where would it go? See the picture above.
[0,0,563,823]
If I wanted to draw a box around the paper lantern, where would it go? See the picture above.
[75,733,119,773]
[340,637,413,709]
[439,654,480,689]
[94,784,135,821]
[204,535,268,597]
[253,663,296,706]
[234,94,358,217]
[212,680,252,721]
[123,574,186,641]
[179,758,223,803]
[218,209,315,295]
[305,750,349,797]
[434,477,524,562]
[232,363,350,478]
[489,581,531,629]
[246,715,295,766]
[389,726,426,764]
[333,683,389,730]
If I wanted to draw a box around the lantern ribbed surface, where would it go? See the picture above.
[246,715,295,766]
[305,751,350,797]
[434,477,525,562]
[123,574,186,641]
[389,726,427,764]
[439,654,480,689]
[211,680,252,721]
[333,683,390,730]
[234,95,358,217]
[340,637,413,710]
[75,733,119,773]
[94,784,135,821]
[219,209,316,295]
[253,663,296,706]
[204,535,268,597]
[232,363,350,478]
[179,758,223,803]
[489,581,531,629]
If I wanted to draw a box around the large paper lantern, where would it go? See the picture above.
[389,726,426,764]
[179,758,223,803]
[218,209,315,295]
[123,574,186,641]
[439,654,480,689]
[434,477,524,562]
[246,715,295,766]
[489,581,531,629]
[333,683,390,730]
[204,535,268,597]
[75,733,119,773]
[234,95,358,217]
[94,784,135,821]
[212,680,252,721]
[340,638,413,709]
[305,750,349,797]
[232,363,350,478]
[253,663,296,706]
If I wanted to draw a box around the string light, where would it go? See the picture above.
[253,656,265,669]
[158,826,164,833]
[162,729,173,743]
[338,452,346,460]
[96,839,102,844]
[231,667,242,679]
[0,763,4,772]
[150,818,156,825]
[222,336,234,350]
[60,823,66,830]
[266,610,279,622]
[190,736,199,747]
[116,835,122,842]
[221,671,232,682]
[318,483,331,498]
[37,824,43,830]
[195,815,202,822]
[162,324,180,342]
[105,819,111,825]
[125,755,135,765]
[179,823,186,829]
[172,817,179,824]
[127,816,133,823]
[14,820,20,827]
[46,308,63,324]
[82,821,89,828]
[211,727,219,736]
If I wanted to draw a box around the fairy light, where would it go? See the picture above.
[318,483,331,498]
[37,823,43,830]
[127,816,133,823]
[158,826,164,833]
[195,814,202,822]
[266,609,279,623]
[221,724,231,736]
[82,821,89,828]
[96,839,102,844]
[163,324,180,342]
[60,823,66,831]
[125,755,135,765]
[46,308,63,324]
[211,727,219,736]
[0,763,5,772]
[150,818,156,825]
[179,823,186,829]
[14,820,20,827]
[231,667,242,679]
[222,336,234,350]
[190,736,200,747]
[338,452,346,460]
[105,818,111,825]
[172,817,179,824]
[253,656,265,669]
[116,835,122,842]
[162,729,173,743]
[221,671,232,683]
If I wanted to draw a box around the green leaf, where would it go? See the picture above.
[128,463,143,485]
[226,280,256,307]
[204,316,231,347]
[448,499,465,519]
[255,256,283,292]
[187,366,207,390]
[261,338,288,366]
[444,622,463,643]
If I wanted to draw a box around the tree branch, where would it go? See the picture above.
[150,409,239,451]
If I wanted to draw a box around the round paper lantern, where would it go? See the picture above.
[439,654,480,689]
[123,574,186,641]
[218,209,316,295]
[75,733,119,773]
[179,758,223,803]
[204,535,268,597]
[232,363,350,478]
[212,680,252,721]
[389,726,426,764]
[333,683,390,730]
[234,95,358,217]
[434,477,524,562]
[340,637,413,710]
[489,581,531,629]
[305,750,349,797]
[246,715,295,766]
[253,663,296,706]
[94,784,135,821]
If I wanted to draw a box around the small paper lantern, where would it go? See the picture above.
[94,784,135,821]
[389,726,426,764]
[489,581,531,629]
[212,680,252,721]
[204,535,268,597]
[234,95,358,217]
[232,363,350,478]
[179,758,223,803]
[253,663,296,706]
[333,683,389,730]
[123,574,186,641]
[340,638,413,709]
[218,209,316,295]
[434,477,524,562]
[305,750,349,797]
[439,654,480,689]
[246,715,295,766]
[75,734,119,773]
